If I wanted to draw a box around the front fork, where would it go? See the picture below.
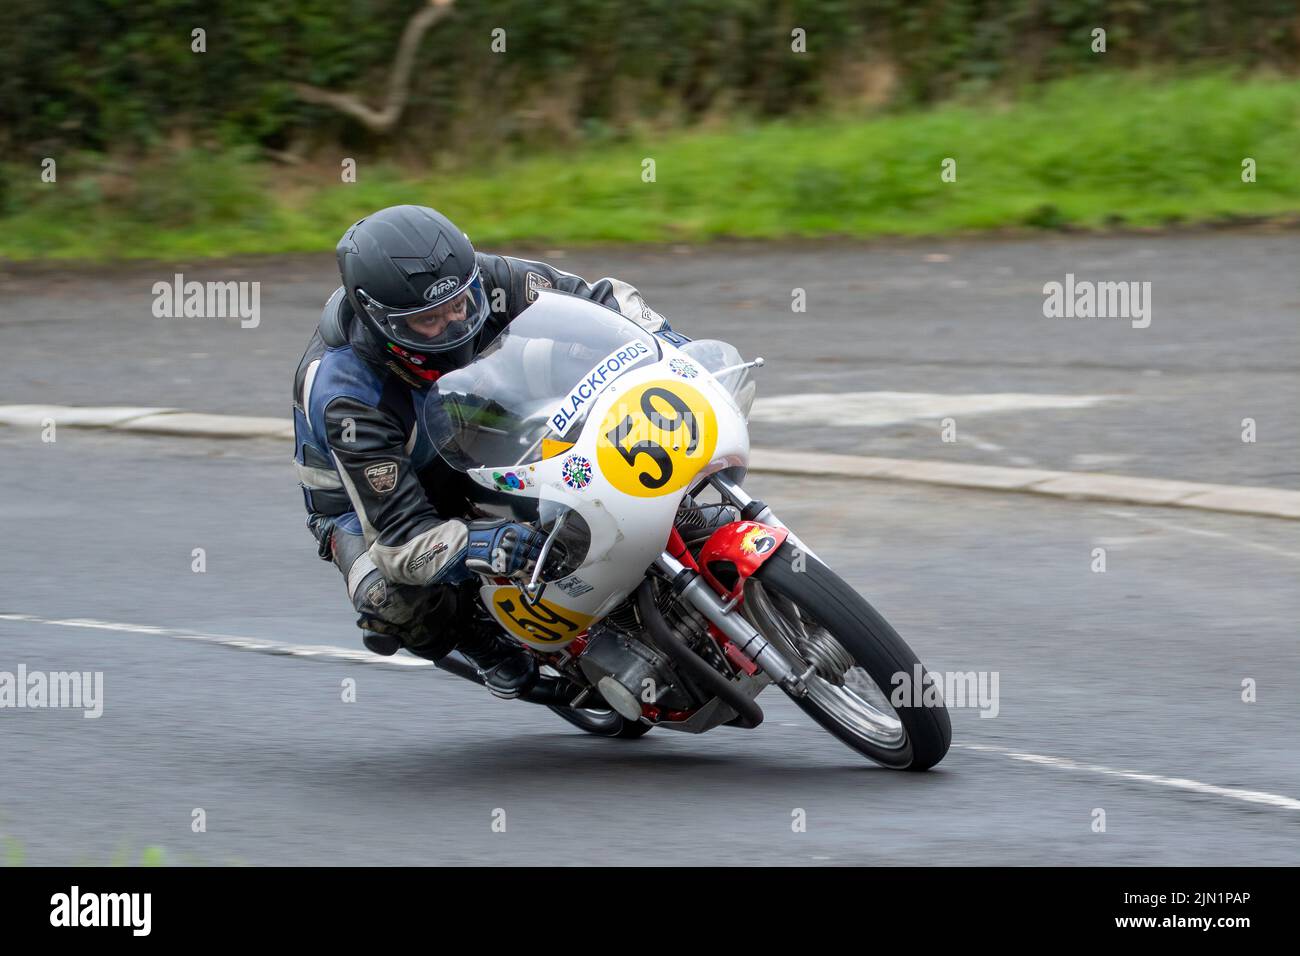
[709,471,822,565]
[652,472,815,698]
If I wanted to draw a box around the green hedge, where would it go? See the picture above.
[3,73,1297,260]
[1,0,1296,157]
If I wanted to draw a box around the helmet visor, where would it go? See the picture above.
[357,273,490,353]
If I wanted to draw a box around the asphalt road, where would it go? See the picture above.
[2,231,1297,487]
[1,429,1297,865]
[2,234,1297,865]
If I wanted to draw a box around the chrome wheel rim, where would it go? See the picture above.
[803,667,906,748]
[745,582,906,750]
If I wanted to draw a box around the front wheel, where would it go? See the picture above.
[747,543,951,770]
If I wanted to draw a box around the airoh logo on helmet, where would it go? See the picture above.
[424,276,460,301]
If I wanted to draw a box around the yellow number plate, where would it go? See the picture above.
[595,380,717,497]
[486,587,595,648]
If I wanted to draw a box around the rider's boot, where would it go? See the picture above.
[354,582,536,698]
[362,630,402,656]
[453,618,538,700]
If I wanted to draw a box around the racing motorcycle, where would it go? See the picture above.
[421,290,951,770]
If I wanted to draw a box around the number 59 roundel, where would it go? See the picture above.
[595,380,718,498]
[486,587,595,648]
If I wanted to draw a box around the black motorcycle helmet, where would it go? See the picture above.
[337,205,490,382]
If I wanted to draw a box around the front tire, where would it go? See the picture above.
[749,543,951,770]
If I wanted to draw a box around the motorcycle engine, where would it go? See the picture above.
[578,629,694,721]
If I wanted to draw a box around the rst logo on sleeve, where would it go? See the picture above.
[525,271,553,301]
[549,340,652,436]
[363,460,399,494]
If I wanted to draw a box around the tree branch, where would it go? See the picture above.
[292,0,454,135]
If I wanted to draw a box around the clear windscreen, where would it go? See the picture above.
[679,338,756,417]
[422,291,661,471]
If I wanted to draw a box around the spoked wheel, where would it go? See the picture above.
[746,542,951,770]
[547,705,654,739]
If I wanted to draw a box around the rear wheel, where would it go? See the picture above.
[547,705,654,739]
[747,543,950,770]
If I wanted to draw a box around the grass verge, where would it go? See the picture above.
[1,71,1296,261]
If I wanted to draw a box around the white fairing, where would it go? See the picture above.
[426,291,751,650]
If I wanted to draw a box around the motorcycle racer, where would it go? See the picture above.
[291,204,689,698]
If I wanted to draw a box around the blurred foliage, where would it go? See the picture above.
[2,72,1296,260]
[0,0,1296,159]
[3,837,24,866]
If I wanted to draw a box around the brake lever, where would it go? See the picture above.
[519,579,547,606]
[520,510,570,607]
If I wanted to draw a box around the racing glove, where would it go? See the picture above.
[306,513,338,562]
[463,518,547,577]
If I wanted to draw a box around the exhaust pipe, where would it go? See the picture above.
[636,579,763,728]
[433,654,589,707]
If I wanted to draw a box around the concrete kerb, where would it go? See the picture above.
[3,405,1297,519]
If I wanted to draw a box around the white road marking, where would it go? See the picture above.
[748,391,1115,428]
[956,431,1006,454]
[960,430,1042,468]
[4,611,1297,814]
[0,612,432,669]
[1101,509,1300,560]
[953,743,1300,812]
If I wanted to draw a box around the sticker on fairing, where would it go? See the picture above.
[484,587,595,647]
[490,468,534,491]
[740,525,778,555]
[561,454,593,489]
[548,340,652,437]
[596,379,718,498]
[554,574,595,598]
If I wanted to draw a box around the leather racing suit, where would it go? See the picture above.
[292,253,690,659]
